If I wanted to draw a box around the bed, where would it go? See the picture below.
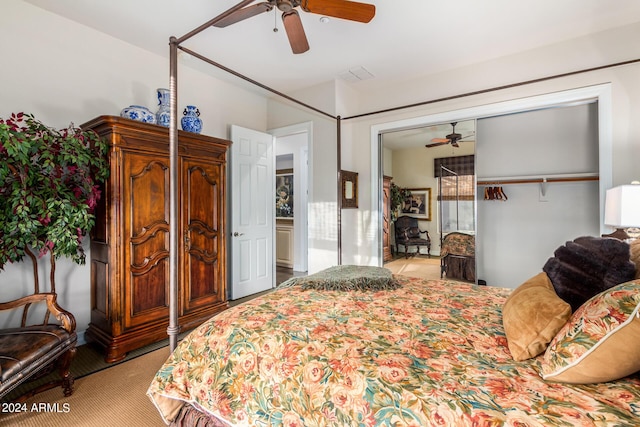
[148,255,640,426]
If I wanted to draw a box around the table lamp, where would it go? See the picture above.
[603,181,640,240]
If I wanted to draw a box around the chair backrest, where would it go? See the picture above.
[395,216,417,231]
[441,232,475,257]
[395,216,419,241]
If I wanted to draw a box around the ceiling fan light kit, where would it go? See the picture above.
[213,0,375,54]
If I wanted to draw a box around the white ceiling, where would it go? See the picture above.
[24,0,640,96]
[22,0,640,149]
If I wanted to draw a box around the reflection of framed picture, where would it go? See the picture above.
[276,169,294,219]
[401,188,431,220]
[341,170,358,209]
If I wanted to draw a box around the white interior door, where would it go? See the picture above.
[230,125,274,299]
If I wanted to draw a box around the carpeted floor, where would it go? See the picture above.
[384,255,442,280]
[1,347,170,426]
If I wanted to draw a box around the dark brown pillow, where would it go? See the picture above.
[543,236,636,311]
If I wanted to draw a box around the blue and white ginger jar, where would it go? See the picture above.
[121,105,156,124]
[181,105,202,134]
[155,88,170,127]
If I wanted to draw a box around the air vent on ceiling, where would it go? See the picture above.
[337,66,374,82]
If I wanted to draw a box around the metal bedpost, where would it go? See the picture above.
[168,36,180,352]
[337,115,342,265]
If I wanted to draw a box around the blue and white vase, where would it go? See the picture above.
[181,105,202,133]
[155,88,170,127]
[121,105,156,124]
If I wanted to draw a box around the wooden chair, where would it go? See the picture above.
[0,292,77,402]
[440,232,475,282]
[394,216,431,258]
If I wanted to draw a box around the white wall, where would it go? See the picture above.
[0,1,268,342]
[476,103,600,287]
[336,22,640,278]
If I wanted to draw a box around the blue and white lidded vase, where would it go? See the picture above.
[181,105,202,133]
[155,88,170,127]
[120,105,156,124]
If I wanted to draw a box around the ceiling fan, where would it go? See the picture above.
[425,122,474,148]
[213,0,376,54]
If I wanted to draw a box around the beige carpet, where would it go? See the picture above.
[1,347,171,427]
[384,256,442,280]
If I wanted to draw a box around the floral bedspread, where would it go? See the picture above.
[148,276,640,426]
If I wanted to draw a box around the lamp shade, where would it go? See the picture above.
[604,183,640,228]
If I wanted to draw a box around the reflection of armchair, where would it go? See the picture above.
[440,232,475,282]
[394,216,431,259]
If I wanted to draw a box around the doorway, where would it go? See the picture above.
[271,122,311,277]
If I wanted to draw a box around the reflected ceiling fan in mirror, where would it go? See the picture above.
[425,122,475,148]
[213,0,376,54]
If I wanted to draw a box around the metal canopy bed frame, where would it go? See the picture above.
[165,0,640,350]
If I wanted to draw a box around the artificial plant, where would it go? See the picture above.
[389,183,411,222]
[0,112,109,292]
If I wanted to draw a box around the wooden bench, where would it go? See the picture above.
[0,292,77,402]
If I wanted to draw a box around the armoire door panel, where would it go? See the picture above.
[123,152,170,328]
[181,159,225,313]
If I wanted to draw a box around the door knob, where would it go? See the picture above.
[233,232,244,237]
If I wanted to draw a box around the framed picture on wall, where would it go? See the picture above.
[276,169,294,219]
[401,188,431,220]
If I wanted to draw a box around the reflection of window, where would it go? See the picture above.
[435,156,475,233]
[439,175,475,232]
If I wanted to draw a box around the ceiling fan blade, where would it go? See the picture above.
[430,138,450,143]
[301,0,375,23]
[282,10,310,54]
[425,141,449,148]
[213,2,273,27]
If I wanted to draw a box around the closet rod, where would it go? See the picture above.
[477,173,598,186]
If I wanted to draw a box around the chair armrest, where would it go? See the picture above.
[0,293,76,333]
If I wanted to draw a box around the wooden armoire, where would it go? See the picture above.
[82,116,230,362]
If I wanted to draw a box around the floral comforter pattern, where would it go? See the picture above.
[148,276,640,426]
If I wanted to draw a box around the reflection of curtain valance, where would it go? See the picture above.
[434,155,475,177]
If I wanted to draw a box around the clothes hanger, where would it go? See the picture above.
[499,186,508,201]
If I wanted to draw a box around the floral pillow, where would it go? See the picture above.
[540,280,640,384]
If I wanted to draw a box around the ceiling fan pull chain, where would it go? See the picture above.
[273,7,279,32]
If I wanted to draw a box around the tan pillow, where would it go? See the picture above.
[540,280,640,384]
[502,272,572,361]
[630,239,640,279]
